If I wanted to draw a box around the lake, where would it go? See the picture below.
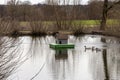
[0,35,120,80]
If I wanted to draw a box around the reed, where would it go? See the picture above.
[29,21,48,36]
[71,23,85,36]
[0,18,20,36]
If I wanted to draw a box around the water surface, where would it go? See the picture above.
[2,35,120,80]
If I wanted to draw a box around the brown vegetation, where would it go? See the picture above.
[29,21,48,36]
[0,18,20,36]
[0,0,119,36]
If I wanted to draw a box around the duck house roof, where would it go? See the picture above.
[56,34,68,40]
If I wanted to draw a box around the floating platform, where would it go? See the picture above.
[49,43,74,49]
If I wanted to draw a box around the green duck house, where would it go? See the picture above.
[50,34,74,49]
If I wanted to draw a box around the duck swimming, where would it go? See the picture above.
[84,46,95,51]
[95,48,101,52]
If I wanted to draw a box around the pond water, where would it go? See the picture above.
[0,35,120,80]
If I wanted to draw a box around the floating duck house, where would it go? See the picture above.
[56,34,68,44]
[49,33,74,49]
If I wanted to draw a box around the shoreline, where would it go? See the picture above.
[0,30,120,38]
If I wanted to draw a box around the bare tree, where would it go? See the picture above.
[7,0,21,20]
[100,0,120,30]
[45,0,83,31]
[88,1,103,20]
[20,1,31,21]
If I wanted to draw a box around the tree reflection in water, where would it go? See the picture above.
[2,35,120,80]
[102,49,109,80]
[28,37,49,80]
[0,37,24,80]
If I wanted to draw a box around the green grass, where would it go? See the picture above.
[20,22,29,26]
[106,19,119,25]
[72,20,100,25]
[72,19,119,25]
[20,19,119,27]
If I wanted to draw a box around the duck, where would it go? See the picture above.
[84,46,91,49]
[95,48,101,52]
[84,46,95,51]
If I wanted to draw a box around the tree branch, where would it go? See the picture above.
[107,0,120,11]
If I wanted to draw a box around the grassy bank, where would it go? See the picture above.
[0,19,120,37]
[20,19,119,26]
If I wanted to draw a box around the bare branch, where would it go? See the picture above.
[107,0,120,11]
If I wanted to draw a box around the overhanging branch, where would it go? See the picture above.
[107,0,120,11]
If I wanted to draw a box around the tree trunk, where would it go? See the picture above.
[100,0,120,30]
[100,0,108,30]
